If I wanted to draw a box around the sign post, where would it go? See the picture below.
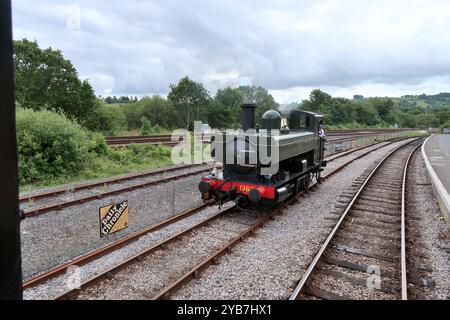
[99,201,129,237]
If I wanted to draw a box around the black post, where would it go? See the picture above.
[0,0,23,299]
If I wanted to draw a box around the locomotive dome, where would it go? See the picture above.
[261,110,282,130]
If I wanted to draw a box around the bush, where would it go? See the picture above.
[16,108,91,183]
[84,103,127,135]
[88,132,108,155]
[140,116,152,135]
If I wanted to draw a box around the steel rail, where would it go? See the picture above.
[21,136,402,206]
[289,138,422,300]
[325,141,384,161]
[19,163,205,204]
[401,144,422,300]
[151,138,421,299]
[26,136,417,298]
[23,140,397,290]
[151,209,280,300]
[53,205,236,300]
[22,202,214,289]
[23,166,210,217]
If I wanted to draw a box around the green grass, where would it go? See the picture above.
[20,144,174,192]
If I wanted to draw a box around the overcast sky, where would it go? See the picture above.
[12,0,450,103]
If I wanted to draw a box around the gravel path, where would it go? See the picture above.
[23,202,234,300]
[171,139,416,300]
[406,150,450,299]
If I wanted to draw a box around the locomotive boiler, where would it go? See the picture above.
[198,103,326,211]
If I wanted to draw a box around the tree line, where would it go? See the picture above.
[13,39,450,137]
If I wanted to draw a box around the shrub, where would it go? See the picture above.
[84,103,127,135]
[88,132,108,155]
[16,108,91,183]
[140,116,152,135]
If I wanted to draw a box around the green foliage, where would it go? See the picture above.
[298,89,450,129]
[17,109,175,191]
[168,76,210,130]
[84,103,127,135]
[236,85,279,120]
[16,108,91,183]
[88,132,108,155]
[13,39,97,123]
[140,116,152,135]
[300,89,332,113]
[214,87,243,128]
[355,102,382,125]
[103,96,138,104]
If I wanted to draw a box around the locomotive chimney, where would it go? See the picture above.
[241,103,257,131]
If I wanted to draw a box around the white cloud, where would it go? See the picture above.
[12,0,450,101]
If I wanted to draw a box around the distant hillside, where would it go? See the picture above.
[390,93,450,110]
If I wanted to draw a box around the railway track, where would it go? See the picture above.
[23,140,383,291]
[105,129,417,147]
[22,202,214,290]
[289,138,423,300]
[20,164,211,217]
[20,138,398,218]
[45,138,417,300]
[22,138,409,294]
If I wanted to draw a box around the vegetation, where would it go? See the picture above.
[299,89,450,129]
[16,108,91,184]
[14,39,98,124]
[13,38,449,189]
[17,108,173,191]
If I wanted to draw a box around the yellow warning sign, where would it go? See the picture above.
[99,201,129,237]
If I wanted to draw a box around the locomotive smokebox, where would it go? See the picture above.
[241,103,257,131]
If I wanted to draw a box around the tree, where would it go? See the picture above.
[13,39,97,123]
[215,87,244,128]
[236,85,279,121]
[370,98,397,124]
[140,95,182,129]
[104,96,113,104]
[168,76,210,130]
[355,102,382,126]
[327,98,356,124]
[300,89,332,113]
[415,114,440,128]
[206,99,233,129]
[83,103,127,135]
[119,96,130,104]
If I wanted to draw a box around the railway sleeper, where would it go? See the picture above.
[331,244,397,263]
[319,268,399,295]
[339,226,400,242]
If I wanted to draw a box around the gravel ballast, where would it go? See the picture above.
[25,138,442,300]
[21,172,206,278]
[21,141,389,279]
[171,139,417,299]
[406,150,450,299]
[23,202,234,300]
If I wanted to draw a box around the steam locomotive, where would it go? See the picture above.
[198,104,326,211]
